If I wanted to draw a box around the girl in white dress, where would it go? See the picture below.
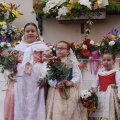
[89,51,120,120]
[11,22,48,120]
[46,41,88,120]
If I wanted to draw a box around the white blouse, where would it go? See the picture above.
[48,64,81,88]
[91,69,120,99]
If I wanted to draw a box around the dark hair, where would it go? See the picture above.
[56,41,70,50]
[102,50,116,60]
[24,22,38,32]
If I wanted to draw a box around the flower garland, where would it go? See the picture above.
[33,0,108,20]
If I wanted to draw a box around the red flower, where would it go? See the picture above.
[87,43,92,48]
[71,44,75,49]
[82,38,90,44]
[82,50,90,56]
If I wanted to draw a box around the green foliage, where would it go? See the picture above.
[108,0,120,11]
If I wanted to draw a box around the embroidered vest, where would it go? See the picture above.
[99,72,116,91]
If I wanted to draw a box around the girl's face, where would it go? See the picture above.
[24,25,38,43]
[102,54,115,71]
[56,42,70,59]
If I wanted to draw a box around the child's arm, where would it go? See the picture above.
[115,71,120,99]
[69,64,81,86]
[91,75,99,92]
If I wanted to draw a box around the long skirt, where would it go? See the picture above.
[46,85,88,120]
[4,80,14,120]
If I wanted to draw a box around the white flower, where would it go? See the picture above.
[1,31,5,35]
[56,6,67,18]
[2,25,7,29]
[43,7,48,14]
[109,41,115,46]
[0,42,6,47]
[4,11,9,20]
[53,47,55,51]
[7,43,11,47]
[98,0,108,8]
[90,40,94,45]
[59,0,66,5]
[49,46,53,49]
[78,0,92,10]
[82,44,87,49]
[119,34,120,38]
[8,30,12,34]
[43,0,66,13]
[80,90,92,99]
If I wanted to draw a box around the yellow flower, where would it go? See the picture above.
[111,35,116,41]
[67,3,73,13]
[12,9,20,18]
[3,2,10,10]
[96,43,100,47]
[0,21,7,25]
[8,53,12,57]
[94,0,98,10]
[69,0,78,3]
[11,40,17,46]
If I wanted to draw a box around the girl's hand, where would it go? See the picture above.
[65,81,73,87]
[57,81,64,88]
[91,87,97,93]
[39,81,46,88]
[8,73,15,81]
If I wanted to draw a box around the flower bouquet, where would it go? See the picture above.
[80,90,98,112]
[0,2,21,23]
[99,28,120,55]
[47,56,71,99]
[0,49,18,81]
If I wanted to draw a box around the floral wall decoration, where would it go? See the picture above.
[0,2,23,52]
[33,0,120,36]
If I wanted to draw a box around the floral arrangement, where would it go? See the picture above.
[0,49,18,81]
[47,56,71,99]
[0,2,21,23]
[99,28,120,55]
[80,89,98,112]
[47,56,68,81]
[0,21,22,43]
[33,0,108,19]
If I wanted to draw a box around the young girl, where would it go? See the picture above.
[46,41,88,120]
[4,22,49,120]
[89,51,120,120]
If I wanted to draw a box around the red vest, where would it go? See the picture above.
[99,72,116,91]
